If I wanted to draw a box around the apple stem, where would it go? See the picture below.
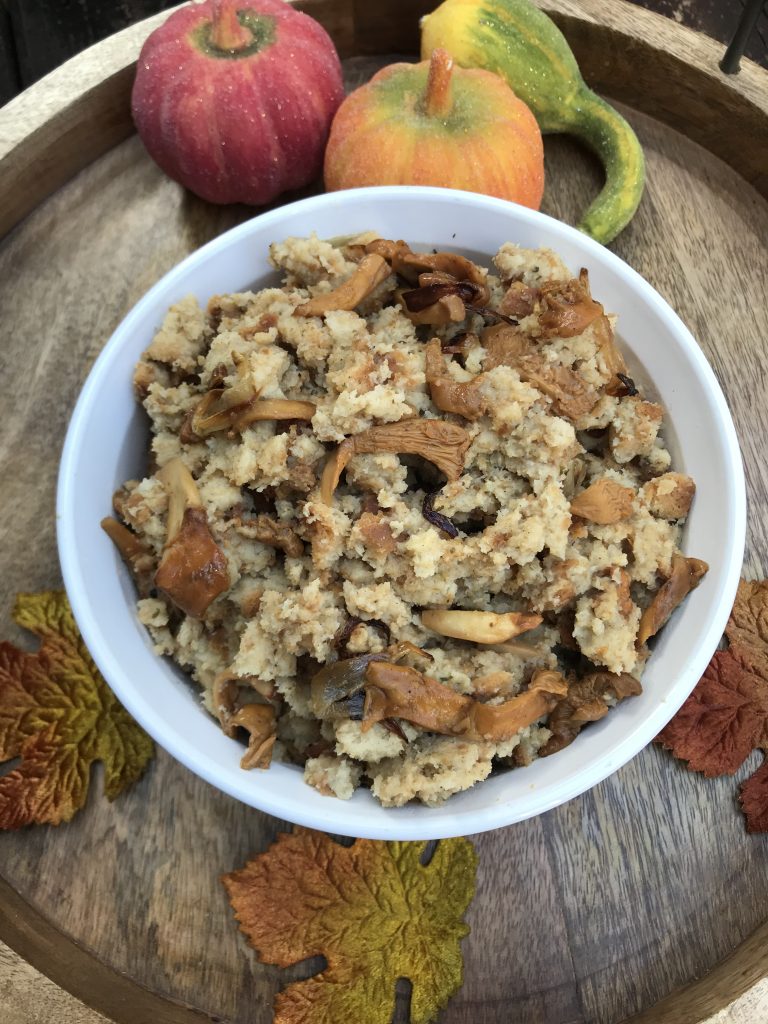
[424,49,454,118]
[210,0,252,51]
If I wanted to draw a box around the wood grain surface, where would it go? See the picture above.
[1,0,765,99]
[1,4,768,1024]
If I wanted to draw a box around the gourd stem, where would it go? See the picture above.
[424,49,454,118]
[210,0,252,51]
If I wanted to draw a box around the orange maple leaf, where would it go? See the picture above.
[0,590,154,829]
[222,829,477,1024]
[726,579,768,680]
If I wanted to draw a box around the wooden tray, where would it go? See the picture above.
[1,2,767,1022]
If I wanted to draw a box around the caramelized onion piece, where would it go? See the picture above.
[540,671,642,756]
[154,459,229,618]
[637,553,709,645]
[422,489,459,538]
[362,663,567,741]
[294,254,390,316]
[319,419,471,505]
[232,704,277,770]
[424,338,486,420]
[421,609,542,644]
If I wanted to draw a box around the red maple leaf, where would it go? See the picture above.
[655,647,768,777]
[739,758,768,833]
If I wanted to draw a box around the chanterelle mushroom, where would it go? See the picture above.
[540,671,642,756]
[231,704,277,770]
[319,419,471,505]
[236,514,304,558]
[362,663,567,742]
[421,609,543,644]
[154,458,230,618]
[191,351,315,437]
[637,552,708,646]
[424,338,486,420]
[481,324,598,421]
[100,517,155,596]
[570,479,635,525]
[398,286,468,326]
[538,269,604,338]
[293,253,390,316]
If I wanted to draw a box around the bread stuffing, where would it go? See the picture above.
[103,232,707,806]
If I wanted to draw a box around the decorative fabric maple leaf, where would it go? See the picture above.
[656,648,768,776]
[0,590,154,829]
[656,579,768,831]
[222,829,477,1024]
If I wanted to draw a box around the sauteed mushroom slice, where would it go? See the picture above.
[421,609,543,644]
[153,458,229,618]
[466,670,569,741]
[637,552,709,646]
[538,269,604,338]
[481,323,598,420]
[393,250,491,305]
[363,662,472,735]
[398,286,469,326]
[100,518,155,596]
[232,704,277,770]
[191,352,316,437]
[540,671,642,756]
[293,254,390,316]
[570,479,635,525]
[424,338,486,420]
[319,419,471,505]
[362,663,567,742]
[310,641,431,720]
[364,238,412,263]
[237,516,303,557]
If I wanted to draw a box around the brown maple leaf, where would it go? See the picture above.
[0,590,154,829]
[726,579,768,679]
[222,829,477,1024]
[655,647,768,776]
[739,757,768,833]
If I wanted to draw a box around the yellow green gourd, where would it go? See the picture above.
[420,0,645,243]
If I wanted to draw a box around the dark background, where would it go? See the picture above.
[0,0,766,106]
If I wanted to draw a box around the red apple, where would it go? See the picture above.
[132,0,344,205]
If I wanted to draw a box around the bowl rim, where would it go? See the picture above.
[57,185,746,839]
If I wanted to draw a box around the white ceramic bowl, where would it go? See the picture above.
[57,186,745,840]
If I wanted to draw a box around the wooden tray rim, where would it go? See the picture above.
[1,2,768,1021]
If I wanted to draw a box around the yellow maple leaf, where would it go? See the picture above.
[0,590,154,829]
[222,829,477,1024]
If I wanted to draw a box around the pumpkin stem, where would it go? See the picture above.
[210,0,252,51]
[424,49,455,118]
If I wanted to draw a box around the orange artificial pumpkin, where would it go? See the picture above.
[324,49,544,208]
